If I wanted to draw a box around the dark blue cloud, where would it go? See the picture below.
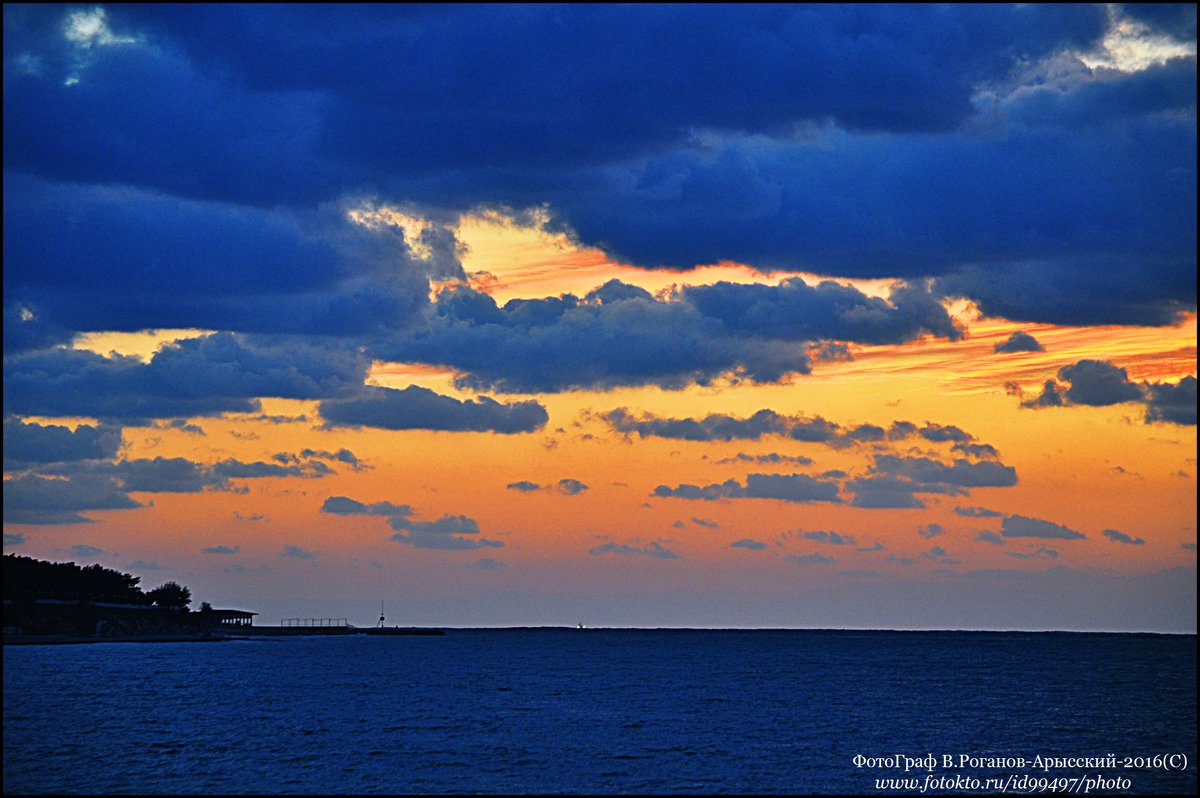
[4,5,1108,201]
[3,471,141,525]
[202,545,241,555]
[506,480,543,492]
[319,385,548,434]
[3,177,438,341]
[3,333,368,422]
[1021,361,1195,425]
[1145,376,1197,425]
[3,417,122,465]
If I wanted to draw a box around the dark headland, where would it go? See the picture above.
[3,554,443,644]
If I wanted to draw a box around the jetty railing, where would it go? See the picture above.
[280,617,349,627]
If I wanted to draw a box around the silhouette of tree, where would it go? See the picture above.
[147,581,192,610]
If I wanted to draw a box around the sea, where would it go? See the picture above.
[3,629,1196,794]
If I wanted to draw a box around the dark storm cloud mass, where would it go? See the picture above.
[2,3,1190,357]
[3,176,438,342]
[2,4,1194,412]
[319,385,548,434]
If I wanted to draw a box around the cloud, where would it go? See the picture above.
[730,538,767,551]
[282,544,318,560]
[1144,376,1197,425]
[4,533,28,546]
[801,530,857,546]
[1005,547,1060,560]
[1102,528,1146,545]
[3,471,141,524]
[921,546,959,565]
[506,480,542,492]
[691,517,719,529]
[320,496,414,518]
[1000,514,1086,540]
[975,530,1005,545]
[126,560,162,570]
[3,333,368,422]
[956,506,1004,518]
[319,385,548,433]
[993,331,1044,353]
[4,5,1191,334]
[202,545,241,555]
[588,541,679,559]
[556,478,588,496]
[69,544,106,559]
[473,557,505,570]
[1022,361,1195,425]
[715,452,814,466]
[3,417,122,465]
[1059,360,1146,406]
[654,473,841,504]
[388,514,503,550]
[917,523,944,540]
[786,553,835,565]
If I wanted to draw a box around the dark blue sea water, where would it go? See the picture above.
[4,630,1196,794]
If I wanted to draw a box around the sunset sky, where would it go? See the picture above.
[3,4,1196,631]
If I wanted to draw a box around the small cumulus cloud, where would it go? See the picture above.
[473,557,505,570]
[69,544,105,559]
[1102,528,1146,545]
[730,538,767,550]
[588,541,679,559]
[557,478,588,495]
[282,545,319,560]
[994,331,1044,353]
[202,545,241,555]
[801,530,857,545]
[506,480,542,492]
[1001,514,1086,540]
[1005,547,1060,560]
[917,523,944,539]
[786,552,835,565]
[976,530,1005,545]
